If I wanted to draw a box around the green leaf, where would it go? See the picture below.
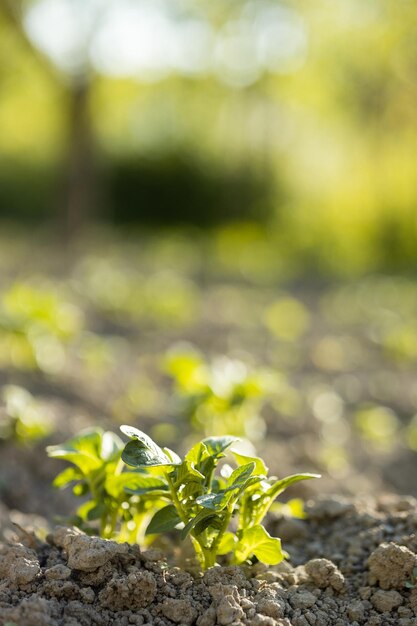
[226,462,256,489]
[217,532,237,555]
[195,463,259,511]
[181,508,218,539]
[163,447,182,464]
[235,525,284,565]
[195,491,228,511]
[121,425,165,455]
[145,505,182,535]
[47,428,105,474]
[86,502,107,521]
[266,473,321,501]
[202,436,239,458]
[185,441,207,465]
[105,472,168,499]
[174,460,205,486]
[121,439,171,468]
[232,451,268,476]
[76,499,102,522]
[52,466,83,489]
[120,425,181,467]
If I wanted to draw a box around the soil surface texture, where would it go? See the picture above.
[1,494,417,626]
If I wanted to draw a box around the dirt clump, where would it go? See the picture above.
[368,542,417,590]
[0,494,416,625]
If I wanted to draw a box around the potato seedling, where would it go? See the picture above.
[165,346,274,440]
[120,425,320,569]
[47,428,166,543]
[0,282,83,372]
[0,385,53,443]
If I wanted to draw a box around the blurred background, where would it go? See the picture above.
[1,0,417,523]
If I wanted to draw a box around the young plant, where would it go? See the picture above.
[0,281,83,373]
[165,346,274,440]
[47,428,165,543]
[120,425,320,569]
[0,385,53,443]
[405,567,417,589]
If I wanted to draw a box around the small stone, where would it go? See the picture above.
[0,544,40,586]
[304,559,346,592]
[371,589,403,613]
[251,615,279,626]
[99,571,157,610]
[161,599,197,625]
[44,564,71,580]
[216,595,244,625]
[64,532,129,572]
[79,587,95,603]
[368,543,417,590]
[289,590,317,609]
[256,597,285,619]
[197,606,216,626]
[346,600,367,621]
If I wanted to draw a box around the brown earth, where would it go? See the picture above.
[1,494,417,626]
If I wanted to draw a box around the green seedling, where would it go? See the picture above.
[0,385,53,443]
[0,281,83,373]
[47,428,165,543]
[165,346,274,440]
[120,425,320,569]
[405,567,417,589]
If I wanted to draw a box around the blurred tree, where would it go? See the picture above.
[0,0,96,237]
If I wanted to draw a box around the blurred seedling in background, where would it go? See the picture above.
[405,567,417,589]
[47,428,167,544]
[0,385,53,443]
[0,282,83,373]
[76,258,199,329]
[164,344,275,440]
[121,425,319,569]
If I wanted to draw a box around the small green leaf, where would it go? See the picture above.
[195,491,227,511]
[194,512,219,536]
[266,473,321,501]
[202,436,239,458]
[86,502,107,521]
[217,531,237,555]
[174,460,205,487]
[185,441,208,465]
[121,439,172,467]
[181,508,218,539]
[121,425,164,455]
[235,525,284,565]
[76,499,101,522]
[163,447,182,464]
[52,467,82,489]
[146,505,182,535]
[232,451,268,476]
[226,462,256,489]
[105,472,168,499]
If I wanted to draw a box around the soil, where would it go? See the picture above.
[1,494,417,626]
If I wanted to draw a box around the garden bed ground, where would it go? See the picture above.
[1,494,416,626]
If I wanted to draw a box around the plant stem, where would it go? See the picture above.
[165,471,212,569]
[208,504,233,563]
[165,472,188,524]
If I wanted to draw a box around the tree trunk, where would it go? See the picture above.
[63,75,96,238]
